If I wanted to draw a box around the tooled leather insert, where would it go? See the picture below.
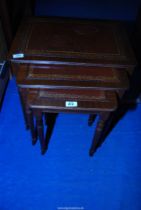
[38,89,106,101]
[27,65,119,82]
[25,20,120,58]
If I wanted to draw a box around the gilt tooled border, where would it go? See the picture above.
[27,68,119,82]
[38,91,106,101]
[22,21,127,61]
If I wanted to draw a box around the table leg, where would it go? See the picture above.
[117,90,125,101]
[18,88,29,129]
[89,112,111,156]
[35,110,46,155]
[44,113,54,126]
[44,113,57,150]
[26,107,37,145]
[88,114,97,126]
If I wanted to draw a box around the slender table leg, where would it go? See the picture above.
[88,114,97,126]
[117,90,125,101]
[35,110,46,155]
[18,88,29,129]
[44,113,57,150]
[44,113,48,125]
[44,113,53,126]
[89,112,111,156]
[26,107,37,145]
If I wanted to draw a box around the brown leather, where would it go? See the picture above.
[8,17,136,155]
[9,17,136,68]
[27,89,117,113]
[15,63,129,90]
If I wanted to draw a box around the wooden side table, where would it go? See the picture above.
[16,63,129,129]
[8,17,136,156]
[26,89,117,155]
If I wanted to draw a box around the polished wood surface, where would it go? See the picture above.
[9,17,136,156]
[26,89,117,154]
[9,17,136,68]
[27,89,117,113]
[15,64,129,90]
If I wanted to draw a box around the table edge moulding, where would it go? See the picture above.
[8,16,136,156]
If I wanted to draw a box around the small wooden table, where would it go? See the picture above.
[9,17,136,156]
[26,88,117,155]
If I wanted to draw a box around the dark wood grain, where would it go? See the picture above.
[27,89,117,155]
[9,17,136,68]
[15,64,129,90]
[8,17,136,156]
[89,112,111,156]
[27,89,117,113]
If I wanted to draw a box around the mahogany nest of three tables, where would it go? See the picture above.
[8,17,136,156]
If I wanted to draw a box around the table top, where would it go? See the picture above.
[9,17,136,68]
[16,63,129,90]
[27,88,117,113]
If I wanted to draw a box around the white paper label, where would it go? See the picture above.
[12,53,24,59]
[65,101,78,107]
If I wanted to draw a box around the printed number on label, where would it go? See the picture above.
[65,101,78,107]
[12,53,24,59]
